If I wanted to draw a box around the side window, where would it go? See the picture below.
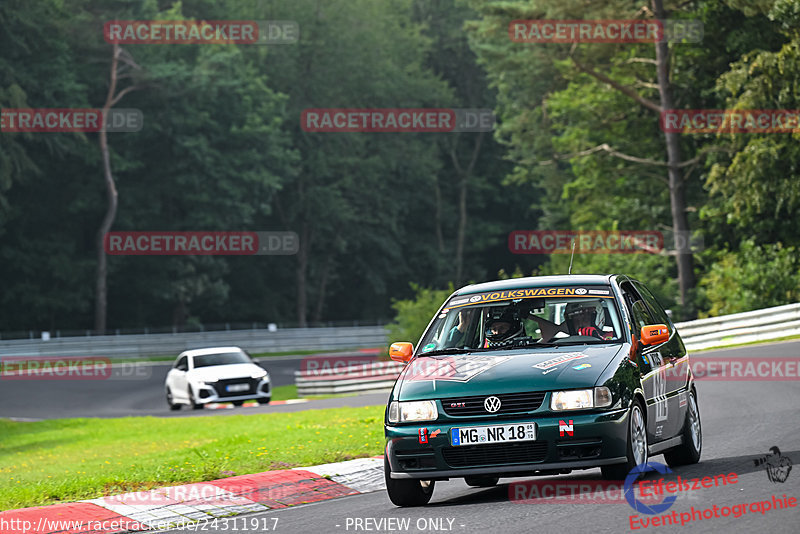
[175,356,188,371]
[634,281,673,333]
[630,301,655,332]
[620,281,654,335]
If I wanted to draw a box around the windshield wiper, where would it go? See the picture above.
[418,347,479,357]
[554,340,618,346]
[479,341,561,351]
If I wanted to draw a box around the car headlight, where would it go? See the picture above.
[200,378,218,384]
[251,369,268,379]
[388,400,438,423]
[551,387,613,410]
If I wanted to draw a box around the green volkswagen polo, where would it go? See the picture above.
[384,274,702,506]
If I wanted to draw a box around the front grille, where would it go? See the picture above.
[443,441,548,468]
[441,392,546,416]
[212,378,259,398]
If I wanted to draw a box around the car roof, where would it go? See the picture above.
[179,347,245,358]
[453,274,617,296]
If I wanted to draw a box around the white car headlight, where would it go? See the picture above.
[251,369,268,379]
[200,378,218,384]
[551,387,613,410]
[388,400,438,423]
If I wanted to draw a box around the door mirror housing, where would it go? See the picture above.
[641,324,669,346]
[389,342,414,363]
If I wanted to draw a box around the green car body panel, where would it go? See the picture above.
[384,274,695,480]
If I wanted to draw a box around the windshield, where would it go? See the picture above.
[192,352,252,368]
[417,285,623,354]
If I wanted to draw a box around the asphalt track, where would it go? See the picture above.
[145,340,798,534]
[0,355,388,420]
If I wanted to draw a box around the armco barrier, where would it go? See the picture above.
[0,326,388,359]
[675,302,800,351]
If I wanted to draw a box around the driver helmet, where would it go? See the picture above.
[485,307,524,347]
[565,300,605,333]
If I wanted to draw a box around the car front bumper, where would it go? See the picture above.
[385,407,629,479]
[194,378,271,404]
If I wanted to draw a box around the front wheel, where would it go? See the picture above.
[664,389,702,467]
[188,388,204,410]
[601,400,648,480]
[384,456,435,506]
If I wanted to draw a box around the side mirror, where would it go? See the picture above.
[641,324,669,346]
[389,342,414,363]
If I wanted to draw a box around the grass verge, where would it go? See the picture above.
[0,405,384,511]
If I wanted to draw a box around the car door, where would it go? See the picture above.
[633,281,688,440]
[619,281,666,444]
[169,355,189,401]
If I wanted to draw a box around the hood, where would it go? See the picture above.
[395,345,623,401]
[187,363,265,382]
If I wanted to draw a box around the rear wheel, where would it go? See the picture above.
[464,476,499,488]
[384,456,435,506]
[166,388,181,411]
[257,398,271,405]
[232,401,245,407]
[602,400,647,480]
[188,387,204,410]
[664,389,701,467]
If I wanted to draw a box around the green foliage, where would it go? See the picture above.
[699,240,800,317]
[388,283,455,344]
[0,0,797,331]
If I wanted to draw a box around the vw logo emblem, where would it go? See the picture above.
[469,295,482,303]
[575,288,588,295]
[484,396,502,413]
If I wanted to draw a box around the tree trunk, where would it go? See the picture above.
[295,221,310,327]
[312,253,332,324]
[451,132,484,286]
[433,175,445,254]
[94,44,122,334]
[652,0,695,319]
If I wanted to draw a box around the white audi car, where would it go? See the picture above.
[165,347,271,410]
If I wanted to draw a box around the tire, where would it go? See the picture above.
[464,476,499,488]
[384,456,435,506]
[602,399,648,480]
[664,389,702,467]
[232,401,245,407]
[166,388,181,411]
[257,398,271,405]
[188,387,204,410]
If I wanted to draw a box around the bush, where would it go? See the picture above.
[699,240,800,317]
[387,283,454,345]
